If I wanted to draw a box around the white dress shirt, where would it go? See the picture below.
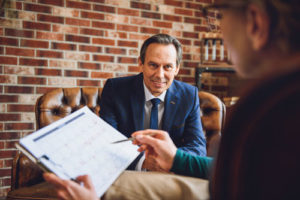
[135,82,166,171]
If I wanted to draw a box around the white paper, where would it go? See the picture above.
[19,106,139,197]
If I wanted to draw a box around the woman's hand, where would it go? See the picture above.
[132,129,177,171]
[43,173,98,200]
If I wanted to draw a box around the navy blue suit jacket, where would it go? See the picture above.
[100,73,206,167]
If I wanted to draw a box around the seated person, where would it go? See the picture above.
[44,0,300,199]
[99,33,206,171]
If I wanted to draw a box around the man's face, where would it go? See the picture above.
[140,43,179,97]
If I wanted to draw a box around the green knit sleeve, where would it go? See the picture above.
[170,149,213,179]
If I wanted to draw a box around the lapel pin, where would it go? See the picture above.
[171,101,176,104]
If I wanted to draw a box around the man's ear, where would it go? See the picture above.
[138,57,143,72]
[174,65,180,75]
[245,4,270,50]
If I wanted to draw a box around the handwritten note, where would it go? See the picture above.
[19,106,139,197]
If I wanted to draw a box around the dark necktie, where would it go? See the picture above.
[150,98,161,129]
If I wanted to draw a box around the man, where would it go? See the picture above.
[99,34,206,170]
[44,0,300,199]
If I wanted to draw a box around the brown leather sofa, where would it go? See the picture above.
[7,88,225,200]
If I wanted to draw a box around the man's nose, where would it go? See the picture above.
[155,66,164,77]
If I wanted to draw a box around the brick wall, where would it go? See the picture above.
[0,0,213,196]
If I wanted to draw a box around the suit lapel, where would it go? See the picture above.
[162,82,180,132]
[131,73,145,131]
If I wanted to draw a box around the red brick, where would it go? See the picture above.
[164,0,183,7]
[67,0,91,10]
[92,21,115,29]
[66,34,90,43]
[6,47,34,57]
[183,32,199,39]
[66,18,90,27]
[35,68,62,76]
[118,57,137,64]
[36,87,59,94]
[184,17,201,24]
[38,0,64,7]
[0,46,3,54]
[175,8,193,16]
[0,37,18,46]
[52,42,76,51]
[37,14,64,24]
[16,1,22,10]
[5,123,34,130]
[117,24,138,32]
[20,58,48,66]
[91,72,113,79]
[163,14,182,22]
[141,11,161,19]
[195,11,204,18]
[79,45,102,53]
[5,28,34,38]
[81,11,104,20]
[24,3,51,13]
[23,21,51,31]
[183,62,199,68]
[140,26,160,34]
[37,50,63,58]
[153,21,172,28]
[36,31,64,41]
[0,95,18,102]
[179,68,192,75]
[105,47,126,55]
[93,55,114,62]
[92,38,115,46]
[185,2,203,10]
[118,8,139,16]
[194,26,207,32]
[181,77,195,83]
[0,114,20,121]
[118,40,138,48]
[0,56,17,65]
[0,132,22,140]
[18,76,46,85]
[64,70,88,77]
[7,104,35,112]
[5,141,18,149]
[128,65,140,72]
[77,79,100,87]
[83,0,104,2]
[178,39,192,45]
[52,25,79,34]
[78,62,101,70]
[21,39,49,48]
[130,2,150,10]
[0,150,17,159]
[5,86,34,94]
[93,4,115,13]
[80,28,104,36]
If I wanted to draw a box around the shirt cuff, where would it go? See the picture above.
[135,154,146,171]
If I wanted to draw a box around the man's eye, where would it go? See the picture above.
[164,65,173,70]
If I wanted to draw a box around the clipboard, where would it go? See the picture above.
[16,106,139,197]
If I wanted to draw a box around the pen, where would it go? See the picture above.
[112,133,156,144]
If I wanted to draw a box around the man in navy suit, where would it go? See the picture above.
[99,34,206,171]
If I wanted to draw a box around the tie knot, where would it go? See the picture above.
[151,98,161,107]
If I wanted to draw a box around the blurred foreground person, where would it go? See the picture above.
[44,0,300,199]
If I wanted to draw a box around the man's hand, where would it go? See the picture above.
[132,129,177,172]
[142,155,169,172]
[43,173,98,200]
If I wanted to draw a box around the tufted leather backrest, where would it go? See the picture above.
[198,91,226,157]
[35,87,102,129]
